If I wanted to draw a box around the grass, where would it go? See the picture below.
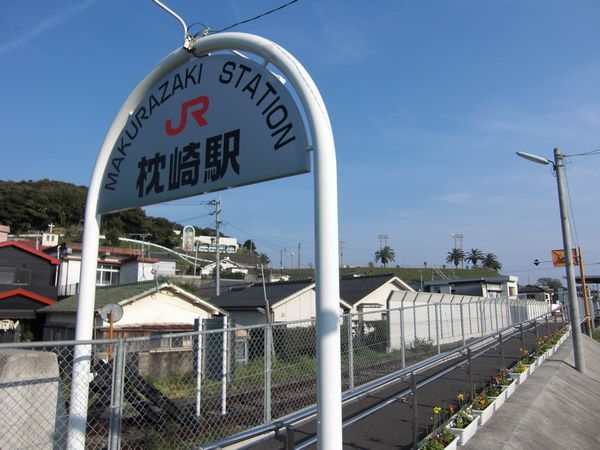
[281,266,501,284]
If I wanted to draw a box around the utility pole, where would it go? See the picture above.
[280,249,286,274]
[339,241,345,267]
[452,233,464,268]
[554,148,585,373]
[297,242,301,269]
[209,197,222,296]
[291,251,294,269]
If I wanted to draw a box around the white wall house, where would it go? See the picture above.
[194,235,239,254]
[425,276,519,298]
[40,281,227,341]
[46,243,176,296]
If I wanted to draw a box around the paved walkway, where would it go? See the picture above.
[463,334,600,450]
[251,321,564,449]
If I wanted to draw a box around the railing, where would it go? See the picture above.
[0,295,578,449]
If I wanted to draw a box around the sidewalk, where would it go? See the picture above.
[463,334,600,450]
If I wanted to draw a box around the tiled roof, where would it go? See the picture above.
[0,241,60,264]
[211,279,314,309]
[339,274,398,305]
[38,281,161,313]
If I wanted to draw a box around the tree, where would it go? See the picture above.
[243,239,257,253]
[446,248,465,268]
[259,253,270,266]
[482,252,502,271]
[537,277,563,290]
[374,245,396,268]
[465,248,484,268]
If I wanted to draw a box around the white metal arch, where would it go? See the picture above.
[68,32,342,449]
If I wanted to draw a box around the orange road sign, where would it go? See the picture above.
[551,248,578,267]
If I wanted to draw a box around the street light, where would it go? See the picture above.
[516,148,586,373]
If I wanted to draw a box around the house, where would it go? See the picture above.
[210,274,414,326]
[518,285,552,303]
[199,257,248,277]
[424,275,519,298]
[340,274,414,315]
[0,241,59,341]
[45,242,177,297]
[39,280,227,341]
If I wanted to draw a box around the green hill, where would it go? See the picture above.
[282,266,502,286]
[0,179,215,248]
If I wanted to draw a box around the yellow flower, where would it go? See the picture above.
[433,406,441,415]
[457,393,465,401]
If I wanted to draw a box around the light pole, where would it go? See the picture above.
[516,148,586,373]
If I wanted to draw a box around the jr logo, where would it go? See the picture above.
[165,96,210,136]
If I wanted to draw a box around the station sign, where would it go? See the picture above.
[98,53,310,214]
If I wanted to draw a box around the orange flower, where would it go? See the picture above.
[449,405,455,414]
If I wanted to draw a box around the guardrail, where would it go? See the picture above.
[199,309,561,449]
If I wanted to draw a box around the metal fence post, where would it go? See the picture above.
[108,339,125,450]
[545,314,550,337]
[534,318,538,340]
[222,316,228,416]
[194,318,204,417]
[519,323,525,349]
[264,323,272,423]
[467,348,474,400]
[285,425,296,450]
[400,306,406,369]
[460,303,465,347]
[435,304,441,354]
[499,332,505,370]
[347,316,354,391]
[411,372,418,450]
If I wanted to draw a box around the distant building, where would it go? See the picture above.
[0,225,9,243]
[194,235,239,254]
[424,275,518,298]
[518,284,552,303]
[39,281,227,341]
[0,241,59,341]
[45,243,176,297]
[210,274,414,326]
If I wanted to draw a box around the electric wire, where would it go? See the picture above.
[565,147,600,158]
[210,0,299,34]
[562,161,580,250]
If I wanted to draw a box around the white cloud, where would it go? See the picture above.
[0,0,97,55]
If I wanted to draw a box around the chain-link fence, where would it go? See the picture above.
[0,294,575,449]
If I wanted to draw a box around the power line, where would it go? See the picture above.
[565,147,600,158]
[192,0,299,35]
[562,161,580,249]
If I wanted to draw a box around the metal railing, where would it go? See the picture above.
[0,294,578,449]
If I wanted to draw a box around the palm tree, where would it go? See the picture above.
[446,248,465,268]
[482,252,502,271]
[374,245,396,268]
[465,248,484,269]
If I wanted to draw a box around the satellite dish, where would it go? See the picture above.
[100,303,123,322]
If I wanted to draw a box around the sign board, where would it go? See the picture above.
[98,53,310,214]
[551,248,578,267]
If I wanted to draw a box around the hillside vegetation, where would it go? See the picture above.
[0,179,215,248]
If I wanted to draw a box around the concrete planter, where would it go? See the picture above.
[501,380,516,398]
[448,418,478,446]
[509,369,528,385]
[490,393,505,410]
[473,400,495,426]
[445,436,459,450]
[526,362,535,374]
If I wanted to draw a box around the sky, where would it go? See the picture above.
[1,0,600,284]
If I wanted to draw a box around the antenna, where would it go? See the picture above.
[152,0,195,50]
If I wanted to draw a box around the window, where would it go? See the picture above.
[96,264,120,286]
[16,269,31,284]
[0,267,16,284]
